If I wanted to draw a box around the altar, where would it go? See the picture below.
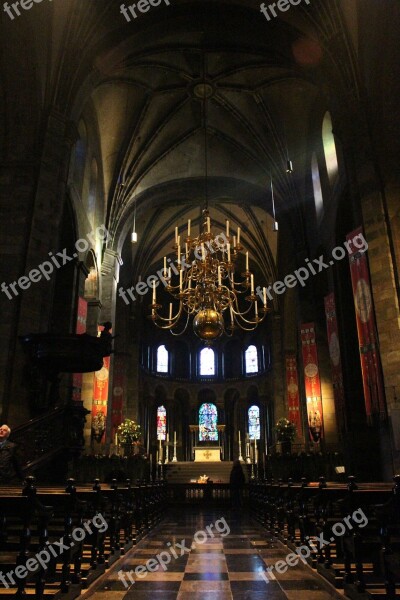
[194,447,221,462]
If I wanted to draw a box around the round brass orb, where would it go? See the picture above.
[193,309,224,340]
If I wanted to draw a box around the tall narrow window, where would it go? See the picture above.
[248,405,260,440]
[156,345,168,373]
[157,405,167,440]
[312,152,323,220]
[322,112,338,185]
[199,347,215,376]
[245,345,258,374]
[199,403,218,441]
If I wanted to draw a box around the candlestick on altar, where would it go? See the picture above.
[158,439,162,464]
[172,431,178,462]
[164,434,169,464]
[238,430,244,462]
[245,441,251,464]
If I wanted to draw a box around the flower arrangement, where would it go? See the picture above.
[117,419,141,444]
[275,418,296,442]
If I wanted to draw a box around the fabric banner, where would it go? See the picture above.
[91,325,110,444]
[72,297,87,403]
[110,354,125,441]
[300,323,324,442]
[286,356,302,436]
[347,227,386,420]
[324,293,346,431]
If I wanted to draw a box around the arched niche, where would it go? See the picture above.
[246,385,259,404]
[224,339,242,378]
[154,383,167,400]
[174,340,190,378]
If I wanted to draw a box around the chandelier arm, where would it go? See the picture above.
[169,312,191,336]
[234,312,267,326]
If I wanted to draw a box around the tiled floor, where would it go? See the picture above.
[88,509,341,600]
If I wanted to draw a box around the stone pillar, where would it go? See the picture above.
[271,314,285,432]
[0,113,77,425]
[100,249,122,443]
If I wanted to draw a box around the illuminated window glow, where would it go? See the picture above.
[248,405,260,440]
[157,345,168,373]
[199,403,218,441]
[200,347,215,376]
[245,345,258,374]
[322,112,338,185]
[157,405,167,440]
[312,153,323,220]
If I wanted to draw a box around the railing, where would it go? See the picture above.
[11,402,89,475]
[167,482,249,505]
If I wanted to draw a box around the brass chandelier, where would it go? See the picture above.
[149,210,270,341]
[149,52,269,342]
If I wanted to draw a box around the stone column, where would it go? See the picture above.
[1,113,77,425]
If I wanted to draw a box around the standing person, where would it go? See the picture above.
[0,425,23,484]
[230,459,245,510]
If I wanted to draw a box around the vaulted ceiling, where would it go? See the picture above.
[3,0,360,284]
[83,0,348,283]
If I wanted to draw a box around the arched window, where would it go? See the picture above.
[87,158,98,225]
[157,405,167,440]
[312,152,323,220]
[199,403,218,441]
[248,405,260,440]
[245,345,258,374]
[156,345,168,373]
[70,119,87,194]
[322,112,338,185]
[199,347,215,376]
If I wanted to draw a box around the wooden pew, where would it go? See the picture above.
[249,476,400,599]
[0,476,166,600]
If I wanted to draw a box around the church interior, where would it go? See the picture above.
[0,0,400,598]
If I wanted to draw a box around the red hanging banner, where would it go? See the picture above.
[300,323,324,443]
[110,354,125,441]
[91,325,110,444]
[347,227,386,420]
[324,293,346,431]
[72,297,87,403]
[286,355,302,436]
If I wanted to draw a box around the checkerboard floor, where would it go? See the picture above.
[87,509,341,600]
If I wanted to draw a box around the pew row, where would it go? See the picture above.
[0,477,167,600]
[249,476,400,600]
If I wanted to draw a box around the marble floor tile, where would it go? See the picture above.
[84,508,343,600]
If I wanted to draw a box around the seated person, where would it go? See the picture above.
[0,425,23,484]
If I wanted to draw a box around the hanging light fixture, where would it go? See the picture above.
[148,51,270,342]
[271,178,279,232]
[131,193,138,244]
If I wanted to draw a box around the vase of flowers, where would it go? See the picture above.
[275,418,296,454]
[117,419,142,457]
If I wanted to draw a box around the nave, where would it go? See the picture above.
[86,508,338,600]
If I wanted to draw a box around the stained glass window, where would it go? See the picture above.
[199,403,218,441]
[199,347,215,376]
[156,345,168,373]
[248,405,260,440]
[157,405,167,440]
[322,112,338,185]
[245,345,258,374]
[312,153,323,220]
